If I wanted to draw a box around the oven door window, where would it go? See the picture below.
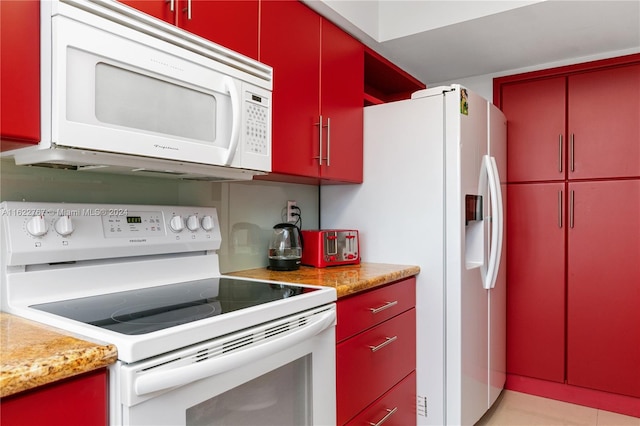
[186,356,311,425]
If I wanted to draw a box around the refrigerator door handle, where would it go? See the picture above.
[484,155,504,289]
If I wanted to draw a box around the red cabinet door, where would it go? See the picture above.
[501,77,566,183]
[119,0,259,59]
[0,369,108,426]
[118,0,177,24]
[567,179,640,397]
[567,64,640,180]
[506,183,566,382]
[345,372,416,426]
[319,19,363,183]
[336,277,415,342]
[260,0,321,179]
[337,309,416,424]
[178,1,259,60]
[0,0,40,148]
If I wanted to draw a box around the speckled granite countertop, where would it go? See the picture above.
[227,262,420,298]
[0,312,118,398]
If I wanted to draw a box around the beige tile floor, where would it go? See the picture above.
[476,390,640,426]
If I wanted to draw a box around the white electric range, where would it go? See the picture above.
[1,201,336,425]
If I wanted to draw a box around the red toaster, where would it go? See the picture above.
[301,230,360,268]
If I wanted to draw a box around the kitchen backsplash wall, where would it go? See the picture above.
[0,159,319,273]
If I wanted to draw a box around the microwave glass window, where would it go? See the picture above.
[94,63,216,142]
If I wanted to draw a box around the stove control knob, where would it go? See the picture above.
[201,215,214,231]
[169,215,185,233]
[186,215,200,231]
[54,215,74,237]
[26,215,48,237]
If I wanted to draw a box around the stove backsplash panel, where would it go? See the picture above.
[0,159,319,272]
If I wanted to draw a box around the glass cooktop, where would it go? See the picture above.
[32,278,317,335]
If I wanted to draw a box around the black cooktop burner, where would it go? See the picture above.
[32,278,316,335]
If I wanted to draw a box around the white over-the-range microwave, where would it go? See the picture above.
[3,0,272,181]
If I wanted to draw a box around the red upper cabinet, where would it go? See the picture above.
[117,0,175,24]
[566,179,640,397]
[318,18,364,183]
[500,61,640,183]
[260,0,364,184]
[118,0,259,59]
[501,77,566,183]
[567,64,640,180]
[0,0,40,150]
[364,47,425,106]
[260,0,321,181]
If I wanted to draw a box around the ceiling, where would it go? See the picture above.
[305,1,640,85]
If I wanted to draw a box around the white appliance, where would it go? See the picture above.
[321,85,507,425]
[0,201,336,425]
[3,0,272,181]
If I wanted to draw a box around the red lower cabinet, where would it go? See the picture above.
[507,179,640,398]
[345,372,417,426]
[0,369,109,426]
[567,179,640,397]
[506,182,566,382]
[336,278,417,425]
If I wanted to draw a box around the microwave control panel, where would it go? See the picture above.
[244,91,270,156]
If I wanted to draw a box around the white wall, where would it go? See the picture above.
[377,1,541,41]
[0,159,319,273]
[307,0,541,42]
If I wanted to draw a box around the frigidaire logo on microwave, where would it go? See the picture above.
[154,144,180,151]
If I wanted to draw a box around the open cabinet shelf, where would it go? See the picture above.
[364,47,425,106]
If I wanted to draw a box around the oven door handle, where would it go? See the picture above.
[134,309,336,396]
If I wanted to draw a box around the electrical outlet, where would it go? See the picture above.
[287,200,297,222]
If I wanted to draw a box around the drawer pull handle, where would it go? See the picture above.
[368,407,398,426]
[368,336,398,352]
[369,301,398,314]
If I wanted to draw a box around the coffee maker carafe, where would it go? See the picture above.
[268,223,302,271]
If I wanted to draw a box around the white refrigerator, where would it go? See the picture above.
[321,85,507,425]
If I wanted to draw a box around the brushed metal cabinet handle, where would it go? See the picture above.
[369,300,398,314]
[368,336,398,352]
[325,117,331,166]
[558,190,563,228]
[570,190,575,229]
[182,0,192,19]
[558,134,563,173]
[570,133,575,172]
[314,116,323,165]
[368,407,398,426]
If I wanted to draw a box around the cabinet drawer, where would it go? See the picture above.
[337,309,416,424]
[337,277,415,342]
[345,371,416,426]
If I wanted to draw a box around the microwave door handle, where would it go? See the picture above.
[223,77,241,165]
